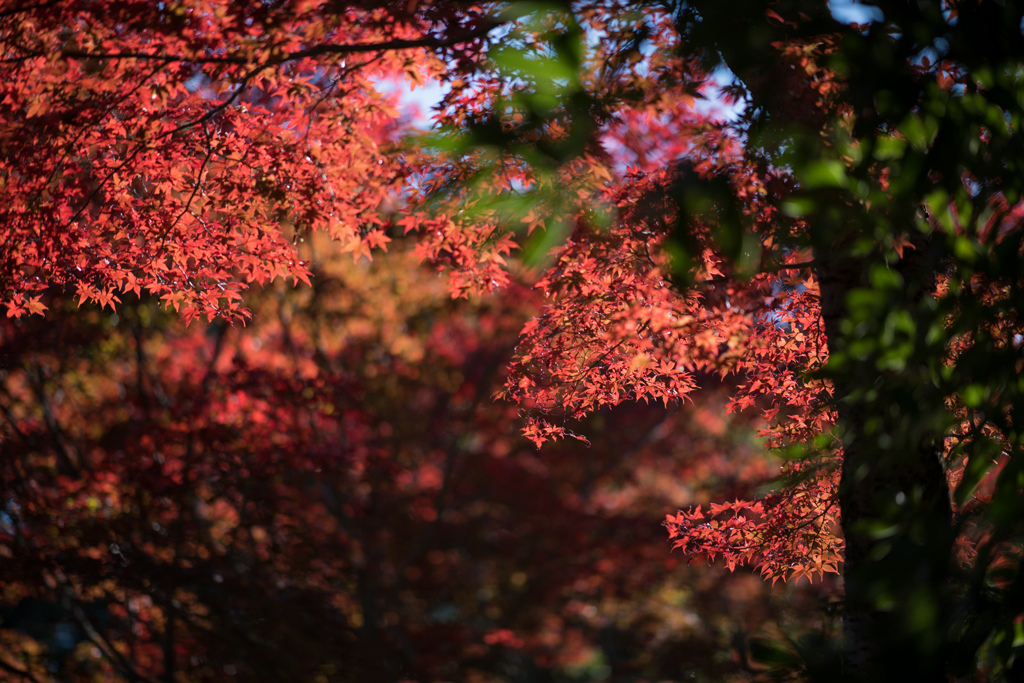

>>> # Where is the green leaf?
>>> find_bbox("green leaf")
[799,160,848,189]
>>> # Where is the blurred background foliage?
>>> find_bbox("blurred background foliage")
[0,234,837,682]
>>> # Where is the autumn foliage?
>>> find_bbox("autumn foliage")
[0,231,840,681]
[0,0,497,322]
[3,0,1024,681]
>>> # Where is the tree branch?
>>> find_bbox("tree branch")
[0,1,61,19]
[54,26,496,67]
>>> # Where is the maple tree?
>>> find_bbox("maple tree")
[4,0,1024,681]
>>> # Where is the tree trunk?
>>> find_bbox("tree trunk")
[815,241,953,682]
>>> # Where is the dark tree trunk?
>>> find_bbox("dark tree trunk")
[814,240,953,682]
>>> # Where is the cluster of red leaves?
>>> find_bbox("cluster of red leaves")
[937,242,1024,570]
[495,144,845,579]
[665,470,841,586]
[504,183,720,445]
[0,0,491,322]
[411,0,721,301]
